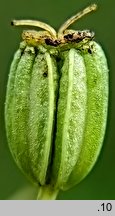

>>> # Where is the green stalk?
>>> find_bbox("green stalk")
[37,185,59,200]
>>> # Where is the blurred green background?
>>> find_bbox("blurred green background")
[0,0,114,200]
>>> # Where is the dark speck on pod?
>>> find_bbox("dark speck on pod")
[88,48,92,54]
[34,47,39,56]
[43,71,48,77]
[20,49,24,56]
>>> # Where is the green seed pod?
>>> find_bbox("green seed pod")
[54,42,108,190]
[5,4,109,199]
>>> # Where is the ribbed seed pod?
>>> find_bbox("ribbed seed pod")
[5,45,58,185]
[28,51,58,185]
[53,42,108,190]
[65,42,109,190]
[5,46,36,181]
[51,48,87,187]
[5,4,109,199]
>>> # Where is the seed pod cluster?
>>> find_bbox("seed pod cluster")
[5,4,109,199]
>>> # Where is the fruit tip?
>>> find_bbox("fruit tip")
[91,3,98,11]
[11,20,15,26]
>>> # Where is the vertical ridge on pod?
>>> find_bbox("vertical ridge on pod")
[6,46,36,182]
[5,49,22,156]
[52,48,87,188]
[28,51,58,185]
[63,42,109,190]
[44,53,58,183]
